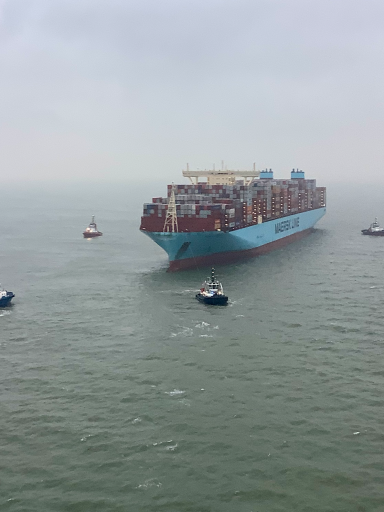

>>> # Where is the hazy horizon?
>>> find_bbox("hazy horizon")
[1,0,384,185]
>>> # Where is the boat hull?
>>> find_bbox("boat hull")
[196,293,228,305]
[361,229,384,236]
[83,232,103,238]
[0,292,15,307]
[142,207,326,271]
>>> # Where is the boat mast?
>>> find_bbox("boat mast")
[163,184,178,233]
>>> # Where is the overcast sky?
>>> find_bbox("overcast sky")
[1,0,383,185]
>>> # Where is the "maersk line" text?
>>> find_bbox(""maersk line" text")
[275,217,299,234]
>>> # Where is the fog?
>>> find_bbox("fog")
[1,0,383,186]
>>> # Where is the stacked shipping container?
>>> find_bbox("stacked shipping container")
[141,178,326,233]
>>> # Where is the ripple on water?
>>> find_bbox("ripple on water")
[165,389,185,396]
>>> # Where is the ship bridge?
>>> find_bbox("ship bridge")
[182,166,259,185]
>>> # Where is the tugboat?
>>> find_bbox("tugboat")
[196,268,228,305]
[361,218,384,236]
[83,216,103,238]
[0,285,15,307]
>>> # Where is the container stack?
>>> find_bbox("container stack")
[141,174,326,233]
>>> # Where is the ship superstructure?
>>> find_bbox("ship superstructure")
[140,166,326,271]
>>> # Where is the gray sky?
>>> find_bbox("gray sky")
[1,0,383,185]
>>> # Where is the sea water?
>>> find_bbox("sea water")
[1,182,384,512]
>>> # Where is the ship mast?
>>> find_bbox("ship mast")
[163,184,178,233]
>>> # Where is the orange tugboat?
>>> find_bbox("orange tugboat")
[83,216,103,238]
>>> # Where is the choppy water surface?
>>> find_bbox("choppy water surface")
[1,182,384,511]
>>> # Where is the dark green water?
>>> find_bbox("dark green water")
[1,182,384,512]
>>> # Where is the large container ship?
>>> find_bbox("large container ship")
[140,166,326,271]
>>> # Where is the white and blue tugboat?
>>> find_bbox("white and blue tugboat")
[196,268,228,306]
[0,285,15,307]
[361,218,384,236]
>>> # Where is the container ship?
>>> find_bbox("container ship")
[140,166,326,271]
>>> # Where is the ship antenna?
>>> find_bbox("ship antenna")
[163,183,179,233]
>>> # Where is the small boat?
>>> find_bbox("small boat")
[196,268,228,305]
[83,216,103,238]
[0,285,15,307]
[361,218,384,236]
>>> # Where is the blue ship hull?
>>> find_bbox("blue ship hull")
[142,207,326,271]
[0,292,15,307]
